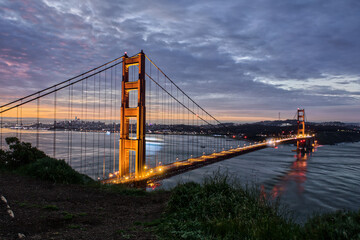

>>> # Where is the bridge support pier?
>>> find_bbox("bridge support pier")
[297,137,315,153]
[119,51,146,178]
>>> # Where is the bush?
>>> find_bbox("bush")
[18,157,94,185]
[0,137,93,185]
[0,137,46,169]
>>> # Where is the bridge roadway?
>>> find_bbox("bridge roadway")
[101,135,314,185]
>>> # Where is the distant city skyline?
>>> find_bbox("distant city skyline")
[1,1,359,122]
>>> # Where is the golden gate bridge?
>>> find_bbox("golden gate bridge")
[0,51,314,185]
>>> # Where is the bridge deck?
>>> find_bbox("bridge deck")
[101,136,314,185]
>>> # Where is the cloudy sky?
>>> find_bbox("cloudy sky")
[0,0,359,122]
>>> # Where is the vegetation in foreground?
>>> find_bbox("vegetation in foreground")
[155,174,360,240]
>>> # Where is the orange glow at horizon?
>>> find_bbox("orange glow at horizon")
[1,106,282,123]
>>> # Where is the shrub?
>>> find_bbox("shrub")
[18,157,94,185]
[0,137,46,169]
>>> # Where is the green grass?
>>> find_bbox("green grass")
[155,173,360,240]
[67,224,81,229]
[62,211,75,220]
[42,204,59,211]
[303,210,360,240]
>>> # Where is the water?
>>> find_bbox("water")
[1,128,359,222]
[158,142,360,222]
[0,129,243,180]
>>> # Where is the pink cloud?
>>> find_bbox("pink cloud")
[0,56,31,79]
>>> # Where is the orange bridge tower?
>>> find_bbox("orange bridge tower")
[119,51,146,178]
[297,108,305,137]
[296,108,315,153]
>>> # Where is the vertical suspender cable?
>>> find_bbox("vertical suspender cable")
[81,81,84,172]
[188,96,190,159]
[103,70,106,178]
[98,72,101,179]
[110,67,113,173]
[16,103,18,139]
[148,63,151,167]
[85,77,88,176]
[113,66,116,173]
[20,100,22,142]
[53,89,57,158]
[156,69,159,167]
[93,74,96,178]
[162,74,165,165]
[70,84,73,166]
[67,83,70,162]
[36,93,40,148]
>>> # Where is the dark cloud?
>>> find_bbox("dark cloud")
[0,0,359,121]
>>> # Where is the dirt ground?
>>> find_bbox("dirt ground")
[0,173,170,240]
